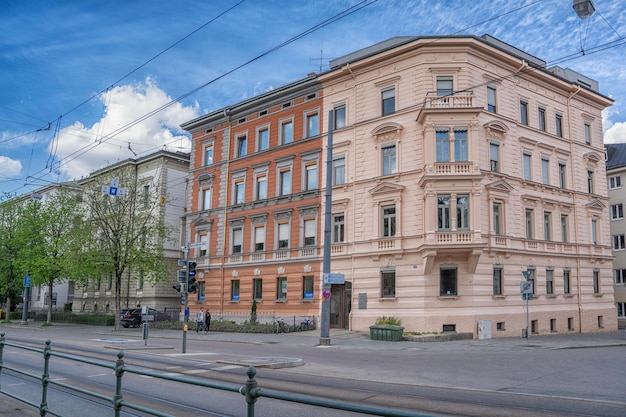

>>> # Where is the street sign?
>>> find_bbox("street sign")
[178,259,187,267]
[520,281,533,294]
[521,270,532,280]
[189,242,205,248]
[177,270,187,283]
[324,273,345,284]
[23,275,32,288]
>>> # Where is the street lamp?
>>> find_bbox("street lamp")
[521,269,533,338]
[573,0,595,19]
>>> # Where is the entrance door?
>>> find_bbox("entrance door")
[329,282,351,329]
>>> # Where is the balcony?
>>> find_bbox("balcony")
[416,91,480,123]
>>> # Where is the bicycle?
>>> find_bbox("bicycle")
[275,318,290,333]
[298,316,315,331]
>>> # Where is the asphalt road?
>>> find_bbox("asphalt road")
[1,322,625,416]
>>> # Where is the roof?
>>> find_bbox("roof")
[606,144,626,170]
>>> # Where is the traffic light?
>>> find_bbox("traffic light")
[188,276,198,293]
[188,261,197,277]
[173,284,182,292]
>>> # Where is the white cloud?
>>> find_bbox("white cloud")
[604,121,626,144]
[0,156,22,178]
[53,78,199,180]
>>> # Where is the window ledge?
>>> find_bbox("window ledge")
[378,297,397,302]
[492,295,506,299]
[593,293,604,297]
[563,294,575,298]
[438,295,458,300]
[300,299,315,303]
[546,294,557,298]
[274,299,287,303]
[227,300,239,304]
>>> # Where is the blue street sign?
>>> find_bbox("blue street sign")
[23,275,32,287]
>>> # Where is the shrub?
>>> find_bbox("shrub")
[375,316,402,326]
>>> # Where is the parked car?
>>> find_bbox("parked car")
[120,307,168,328]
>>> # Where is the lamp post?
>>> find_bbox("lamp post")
[319,110,334,346]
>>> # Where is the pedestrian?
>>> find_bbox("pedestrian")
[205,309,211,332]
[196,308,204,333]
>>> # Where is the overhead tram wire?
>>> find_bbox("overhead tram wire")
[24,0,380,181]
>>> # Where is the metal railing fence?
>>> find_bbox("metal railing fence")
[0,332,434,417]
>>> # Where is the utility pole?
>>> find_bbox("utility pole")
[182,243,190,353]
[320,110,334,346]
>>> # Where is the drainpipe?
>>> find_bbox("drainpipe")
[567,85,583,333]
[220,108,232,316]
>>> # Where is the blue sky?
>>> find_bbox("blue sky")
[1,0,625,196]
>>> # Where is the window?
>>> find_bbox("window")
[614,269,626,284]
[142,185,150,208]
[204,145,214,166]
[279,168,292,196]
[561,214,568,242]
[591,218,598,244]
[546,268,554,294]
[278,222,289,249]
[253,278,263,300]
[609,175,622,189]
[231,280,240,301]
[277,277,287,300]
[438,196,451,230]
[333,156,345,185]
[199,234,208,257]
[487,85,497,112]
[587,169,594,194]
[334,104,346,129]
[525,208,534,239]
[520,100,529,125]
[305,162,318,190]
[333,213,345,243]
[255,175,267,200]
[436,128,450,162]
[281,120,293,144]
[454,128,468,161]
[202,188,212,210]
[558,162,567,188]
[456,195,470,230]
[382,205,396,237]
[538,106,546,131]
[232,227,243,254]
[440,266,457,296]
[306,112,319,137]
[490,142,500,172]
[493,266,503,295]
[234,180,245,204]
[381,87,395,116]
[304,218,316,246]
[543,212,552,241]
[303,275,314,300]
[436,76,453,96]
[254,226,265,252]
[531,320,538,334]
[555,113,563,137]
[593,270,600,294]
[237,135,247,157]
[257,128,269,151]
[382,144,396,175]
[493,202,503,235]
[563,270,571,294]
[611,204,624,220]
[550,318,557,332]
[612,234,625,250]
[618,302,626,318]
[523,152,532,181]
[584,122,591,144]
[381,268,395,298]
[541,157,550,185]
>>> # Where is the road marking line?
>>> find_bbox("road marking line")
[183,369,207,374]
[163,352,218,357]
[88,374,108,378]
[7,383,26,387]
[212,365,242,371]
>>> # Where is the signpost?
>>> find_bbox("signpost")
[21,274,31,325]
[521,269,533,338]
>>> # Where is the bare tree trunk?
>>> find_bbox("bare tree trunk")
[47,279,54,324]
[114,273,122,331]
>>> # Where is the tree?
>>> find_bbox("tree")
[23,187,88,324]
[0,193,28,321]
[81,167,174,330]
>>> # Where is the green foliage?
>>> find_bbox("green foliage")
[375,316,402,326]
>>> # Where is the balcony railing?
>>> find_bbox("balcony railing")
[434,162,473,175]
[424,91,474,109]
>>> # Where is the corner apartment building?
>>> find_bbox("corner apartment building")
[181,76,323,322]
[72,150,189,314]
[606,143,626,329]
[319,35,616,336]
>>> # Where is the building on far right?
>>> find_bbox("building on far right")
[605,143,626,330]
[319,34,617,337]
